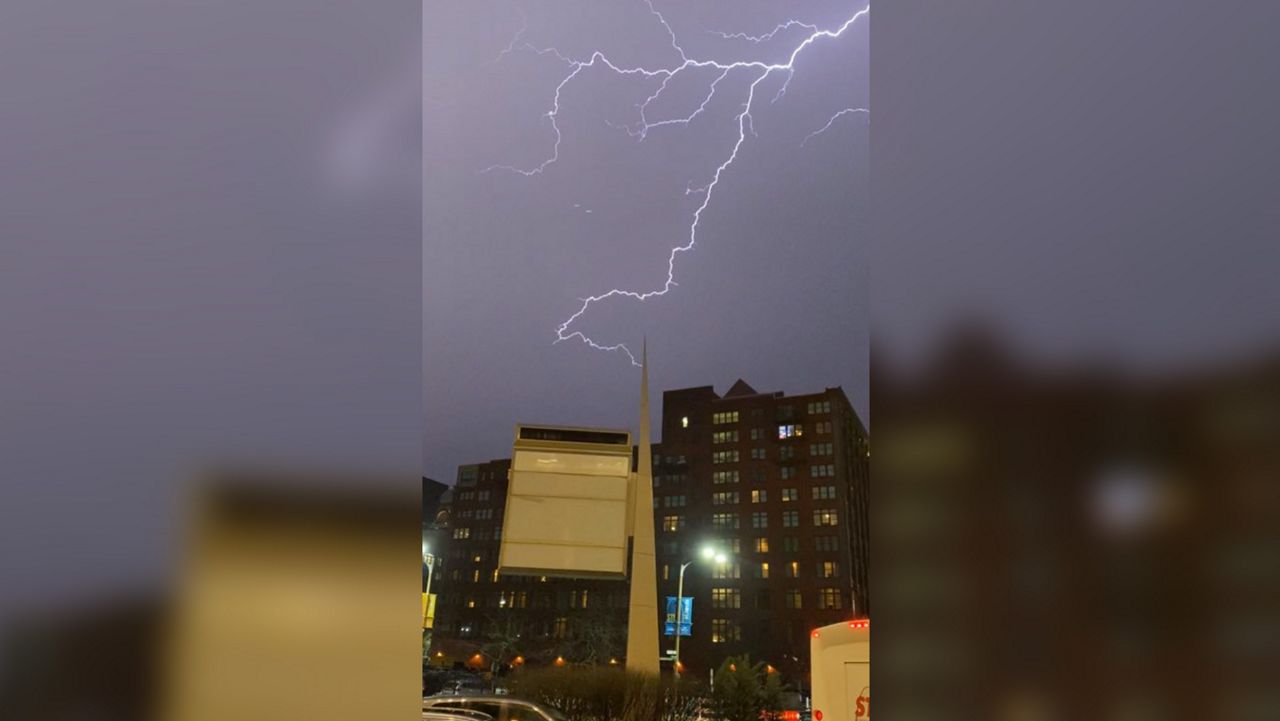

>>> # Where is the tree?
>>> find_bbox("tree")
[712,655,786,721]
[571,609,626,665]
[481,614,524,673]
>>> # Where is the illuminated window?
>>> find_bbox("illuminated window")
[785,560,800,578]
[782,510,800,527]
[663,515,684,532]
[712,562,741,580]
[711,512,739,530]
[453,528,470,539]
[818,561,839,578]
[711,587,741,609]
[751,489,767,504]
[711,619,741,643]
[553,617,569,638]
[810,464,835,478]
[713,470,739,484]
[713,450,740,464]
[681,416,689,428]
[713,412,739,425]
[818,588,843,609]
[751,511,768,529]
[812,485,837,500]
[754,537,769,553]
[713,430,739,444]
[466,597,477,609]
[662,564,669,581]
[712,491,740,505]
[785,590,802,609]
[813,509,839,526]
[755,562,770,579]
[777,424,803,439]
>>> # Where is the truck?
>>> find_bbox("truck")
[809,619,870,721]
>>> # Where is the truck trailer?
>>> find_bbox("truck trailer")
[809,619,869,721]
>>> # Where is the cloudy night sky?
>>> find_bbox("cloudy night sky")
[424,0,870,482]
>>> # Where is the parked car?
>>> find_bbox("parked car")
[422,695,568,721]
[423,707,496,721]
[424,711,495,721]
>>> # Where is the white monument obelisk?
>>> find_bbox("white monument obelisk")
[625,341,660,674]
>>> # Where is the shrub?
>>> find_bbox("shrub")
[509,667,705,721]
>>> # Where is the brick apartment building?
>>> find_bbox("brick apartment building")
[428,379,869,683]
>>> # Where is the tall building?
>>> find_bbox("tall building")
[429,380,869,684]
[651,380,869,679]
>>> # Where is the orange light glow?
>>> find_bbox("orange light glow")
[554,656,566,667]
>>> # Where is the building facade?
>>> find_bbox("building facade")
[428,380,869,683]
[651,380,869,679]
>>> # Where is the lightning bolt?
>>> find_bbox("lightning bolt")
[801,107,870,147]
[708,20,821,44]
[487,1,870,366]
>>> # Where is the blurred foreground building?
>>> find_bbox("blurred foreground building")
[873,331,1280,720]
[428,380,869,685]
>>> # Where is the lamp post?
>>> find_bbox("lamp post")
[422,540,436,598]
[674,546,730,676]
[422,539,436,664]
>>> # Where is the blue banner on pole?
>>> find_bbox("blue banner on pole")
[664,596,692,636]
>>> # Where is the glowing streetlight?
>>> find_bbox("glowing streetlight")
[675,546,732,675]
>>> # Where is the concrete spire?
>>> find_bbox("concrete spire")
[626,338,660,674]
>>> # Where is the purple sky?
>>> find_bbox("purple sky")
[424,0,870,482]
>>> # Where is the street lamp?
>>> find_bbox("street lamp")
[674,545,731,675]
[422,539,436,598]
[422,538,437,664]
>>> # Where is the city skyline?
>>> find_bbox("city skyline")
[428,377,868,680]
